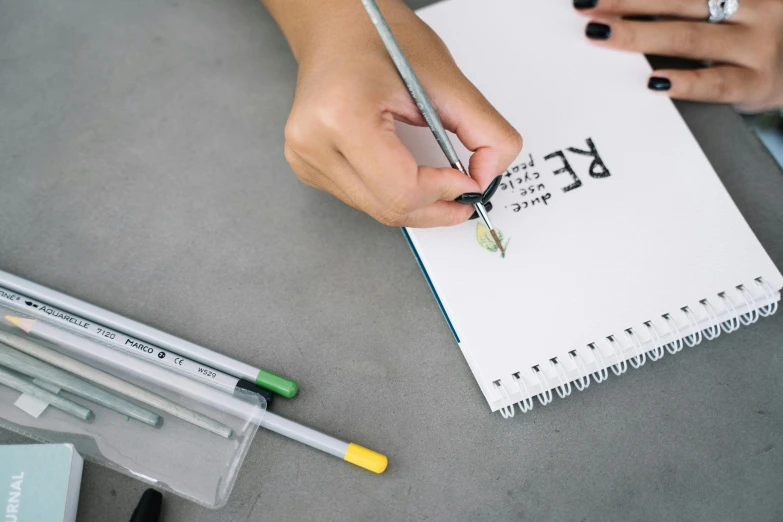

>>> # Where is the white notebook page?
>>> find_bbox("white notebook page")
[400,0,783,411]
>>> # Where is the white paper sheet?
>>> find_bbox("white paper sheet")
[400,0,783,411]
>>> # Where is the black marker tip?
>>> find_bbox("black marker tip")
[130,489,162,522]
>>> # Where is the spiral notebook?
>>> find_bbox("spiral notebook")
[398,0,783,416]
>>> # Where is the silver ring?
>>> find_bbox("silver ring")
[708,0,739,23]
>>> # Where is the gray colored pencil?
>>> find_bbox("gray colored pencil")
[0,325,233,439]
[0,342,162,427]
[0,365,94,421]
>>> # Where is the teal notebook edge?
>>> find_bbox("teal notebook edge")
[401,228,460,343]
[1,443,83,522]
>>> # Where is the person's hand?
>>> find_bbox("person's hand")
[263,0,522,227]
[574,0,783,112]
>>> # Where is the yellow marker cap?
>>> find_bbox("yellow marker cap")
[344,443,388,474]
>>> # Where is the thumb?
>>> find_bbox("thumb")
[416,165,482,206]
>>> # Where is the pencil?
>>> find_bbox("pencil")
[261,411,388,473]
[0,271,298,398]
[1,319,234,439]
[0,342,162,427]
[0,282,275,403]
[0,365,94,421]
[360,0,505,254]
[5,317,387,473]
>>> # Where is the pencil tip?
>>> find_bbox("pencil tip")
[4,316,33,333]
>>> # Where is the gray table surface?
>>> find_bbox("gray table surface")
[1,0,782,520]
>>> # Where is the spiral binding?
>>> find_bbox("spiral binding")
[493,277,779,417]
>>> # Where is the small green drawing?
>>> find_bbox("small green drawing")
[476,223,510,258]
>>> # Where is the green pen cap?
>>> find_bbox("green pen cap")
[256,369,298,398]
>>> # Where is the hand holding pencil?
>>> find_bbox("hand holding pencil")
[262,0,521,228]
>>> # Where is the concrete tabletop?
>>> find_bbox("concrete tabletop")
[1,0,782,520]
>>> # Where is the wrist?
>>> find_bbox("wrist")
[262,0,411,64]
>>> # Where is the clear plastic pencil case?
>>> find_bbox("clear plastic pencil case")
[0,277,266,509]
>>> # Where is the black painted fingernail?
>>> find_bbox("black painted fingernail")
[586,22,611,40]
[455,192,482,205]
[648,77,671,91]
[574,0,598,9]
[481,175,502,204]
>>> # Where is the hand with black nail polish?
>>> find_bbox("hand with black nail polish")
[574,0,783,111]
[268,0,523,229]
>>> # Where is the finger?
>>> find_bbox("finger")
[399,200,476,228]
[435,80,523,190]
[585,19,750,65]
[575,0,709,20]
[285,145,367,211]
[289,140,477,227]
[646,66,760,104]
[416,165,486,203]
[337,117,484,212]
